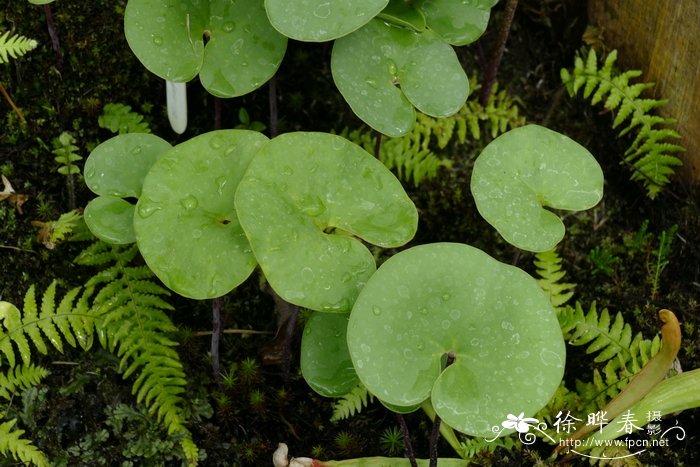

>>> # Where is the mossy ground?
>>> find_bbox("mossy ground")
[1,1,698,466]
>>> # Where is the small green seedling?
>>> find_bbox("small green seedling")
[331,19,469,137]
[134,130,267,299]
[471,124,604,252]
[265,0,389,42]
[124,0,287,97]
[235,132,418,312]
[347,242,565,437]
[83,133,172,244]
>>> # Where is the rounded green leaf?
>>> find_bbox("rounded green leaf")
[84,196,137,245]
[301,312,358,397]
[470,125,604,252]
[134,130,267,299]
[417,0,498,46]
[332,19,469,137]
[235,132,418,312]
[377,0,426,32]
[124,0,287,98]
[347,243,565,437]
[84,133,173,198]
[265,0,389,42]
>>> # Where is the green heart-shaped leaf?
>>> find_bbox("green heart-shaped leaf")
[301,312,358,397]
[470,125,604,252]
[85,133,173,198]
[134,130,267,299]
[235,132,418,312]
[124,0,287,98]
[332,19,469,137]
[83,134,173,244]
[84,196,137,245]
[265,0,389,42]
[417,0,498,45]
[347,243,565,437]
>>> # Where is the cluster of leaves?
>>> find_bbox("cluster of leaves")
[534,249,661,430]
[50,132,82,176]
[0,31,37,63]
[561,49,684,198]
[344,77,525,187]
[0,242,198,465]
[98,103,150,135]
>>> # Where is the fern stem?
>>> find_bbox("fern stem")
[395,413,418,467]
[214,97,222,130]
[479,0,519,106]
[0,81,26,123]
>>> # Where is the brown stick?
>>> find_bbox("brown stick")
[0,82,26,123]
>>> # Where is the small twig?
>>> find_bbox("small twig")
[269,75,278,138]
[211,297,224,382]
[50,361,79,365]
[0,244,37,254]
[281,302,299,382]
[479,0,519,106]
[193,329,273,337]
[396,413,418,467]
[0,82,26,123]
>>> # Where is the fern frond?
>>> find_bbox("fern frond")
[534,249,575,308]
[0,364,49,400]
[0,31,38,64]
[98,103,150,134]
[0,418,49,467]
[0,283,88,367]
[74,242,196,462]
[330,383,374,422]
[459,435,514,459]
[561,48,684,197]
[559,302,660,409]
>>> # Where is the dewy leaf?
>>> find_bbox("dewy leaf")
[235,132,418,312]
[84,196,137,245]
[83,133,172,244]
[332,19,469,137]
[265,0,389,42]
[416,0,498,46]
[135,130,267,299]
[470,125,604,252]
[347,243,565,437]
[85,133,173,198]
[301,312,358,397]
[124,0,287,98]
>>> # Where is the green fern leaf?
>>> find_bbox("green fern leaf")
[0,364,49,400]
[330,383,374,422]
[0,31,38,64]
[561,48,684,197]
[98,103,151,134]
[0,418,49,467]
[534,249,575,308]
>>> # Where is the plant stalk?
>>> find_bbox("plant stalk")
[211,297,224,381]
[479,0,518,106]
[395,413,418,467]
[269,75,278,138]
[43,4,64,72]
